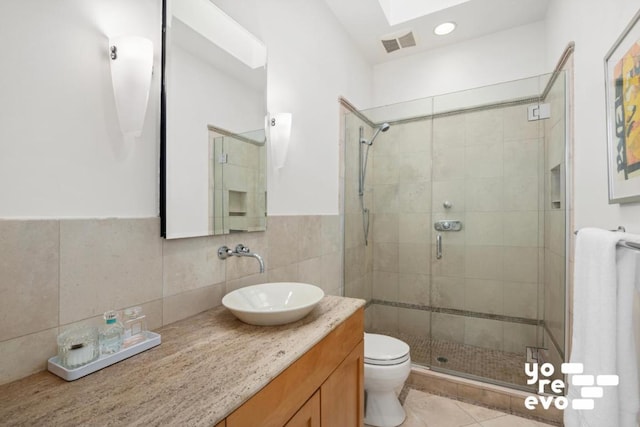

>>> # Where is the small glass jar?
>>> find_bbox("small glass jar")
[57,326,100,369]
[122,306,147,348]
[100,310,124,355]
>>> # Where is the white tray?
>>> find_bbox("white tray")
[47,331,161,381]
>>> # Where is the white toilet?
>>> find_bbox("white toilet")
[364,333,411,427]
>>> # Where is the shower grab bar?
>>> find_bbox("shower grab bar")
[574,226,640,252]
[436,234,442,259]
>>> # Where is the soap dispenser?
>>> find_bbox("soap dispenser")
[100,310,124,355]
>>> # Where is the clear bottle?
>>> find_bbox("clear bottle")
[100,310,124,355]
[122,306,147,348]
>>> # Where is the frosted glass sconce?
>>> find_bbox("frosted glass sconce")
[268,113,292,169]
[109,36,153,137]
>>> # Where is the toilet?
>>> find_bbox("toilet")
[364,333,411,427]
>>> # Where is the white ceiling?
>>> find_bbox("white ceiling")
[322,0,550,65]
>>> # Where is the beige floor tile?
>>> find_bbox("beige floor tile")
[479,414,554,426]
[402,390,477,427]
[455,400,505,422]
[396,389,556,427]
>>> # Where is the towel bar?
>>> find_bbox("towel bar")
[573,226,640,252]
[619,241,640,251]
[573,226,626,234]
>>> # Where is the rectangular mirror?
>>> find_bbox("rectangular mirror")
[161,0,267,238]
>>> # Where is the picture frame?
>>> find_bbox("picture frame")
[604,8,640,204]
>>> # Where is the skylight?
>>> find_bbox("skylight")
[172,0,266,69]
[377,0,471,26]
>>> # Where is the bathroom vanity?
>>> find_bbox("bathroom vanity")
[0,296,365,426]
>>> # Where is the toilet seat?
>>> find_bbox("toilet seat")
[364,333,410,366]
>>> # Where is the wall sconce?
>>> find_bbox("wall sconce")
[109,36,153,137]
[268,113,292,169]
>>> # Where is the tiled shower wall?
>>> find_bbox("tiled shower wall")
[0,215,341,385]
[543,71,568,373]
[346,102,546,356]
[368,119,433,335]
[208,133,267,234]
[428,105,544,354]
[343,111,374,303]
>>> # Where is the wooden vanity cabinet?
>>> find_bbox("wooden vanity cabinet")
[320,340,364,427]
[225,307,364,427]
[285,391,320,427]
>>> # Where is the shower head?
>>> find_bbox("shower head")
[362,123,390,146]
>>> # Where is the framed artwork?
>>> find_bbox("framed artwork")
[605,8,640,204]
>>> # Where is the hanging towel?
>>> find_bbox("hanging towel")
[616,242,640,427]
[565,228,640,427]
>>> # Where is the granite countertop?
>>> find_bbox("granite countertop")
[0,295,365,426]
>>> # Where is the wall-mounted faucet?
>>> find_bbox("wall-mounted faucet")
[218,244,265,273]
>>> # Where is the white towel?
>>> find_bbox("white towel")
[616,244,640,427]
[565,228,640,427]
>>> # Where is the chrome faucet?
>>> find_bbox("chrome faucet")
[217,244,265,273]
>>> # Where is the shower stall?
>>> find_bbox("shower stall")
[342,72,568,392]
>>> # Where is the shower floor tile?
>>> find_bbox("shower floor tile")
[373,331,532,390]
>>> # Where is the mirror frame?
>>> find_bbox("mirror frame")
[160,0,167,236]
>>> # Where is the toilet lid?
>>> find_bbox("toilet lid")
[364,333,410,366]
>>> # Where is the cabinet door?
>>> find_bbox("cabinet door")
[285,391,320,427]
[320,340,364,427]
[227,309,363,427]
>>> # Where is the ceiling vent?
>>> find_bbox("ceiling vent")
[381,38,400,53]
[381,30,416,53]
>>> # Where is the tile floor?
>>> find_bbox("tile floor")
[366,388,555,427]
[371,330,532,390]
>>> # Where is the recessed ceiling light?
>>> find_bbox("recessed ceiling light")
[434,22,456,36]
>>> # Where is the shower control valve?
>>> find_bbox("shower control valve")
[434,220,462,232]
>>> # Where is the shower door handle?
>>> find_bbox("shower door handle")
[436,233,442,259]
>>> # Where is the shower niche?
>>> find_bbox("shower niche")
[342,72,568,393]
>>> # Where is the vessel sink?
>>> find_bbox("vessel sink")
[222,282,325,326]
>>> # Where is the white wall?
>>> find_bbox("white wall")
[546,0,640,233]
[372,21,547,107]
[0,0,161,218]
[0,0,372,219]
[186,0,374,216]
[255,0,373,215]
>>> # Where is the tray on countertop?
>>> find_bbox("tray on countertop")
[48,331,161,381]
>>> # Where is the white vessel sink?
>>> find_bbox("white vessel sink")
[222,282,325,326]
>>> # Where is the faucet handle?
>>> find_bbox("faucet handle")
[217,245,232,259]
[235,244,250,254]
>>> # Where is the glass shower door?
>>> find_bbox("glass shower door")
[341,71,568,393]
[427,76,557,390]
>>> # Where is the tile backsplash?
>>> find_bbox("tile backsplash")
[0,215,342,385]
